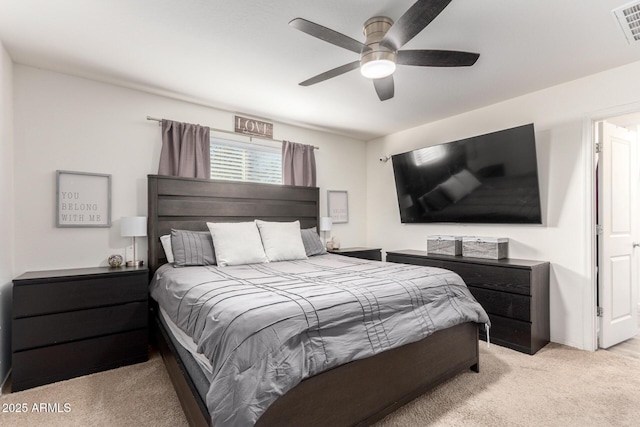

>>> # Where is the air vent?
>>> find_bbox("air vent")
[613,1,640,43]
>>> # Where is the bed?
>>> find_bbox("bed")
[147,174,488,427]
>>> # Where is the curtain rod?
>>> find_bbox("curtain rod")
[146,116,319,149]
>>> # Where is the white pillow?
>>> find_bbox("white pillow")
[160,234,174,263]
[255,220,308,262]
[206,222,268,267]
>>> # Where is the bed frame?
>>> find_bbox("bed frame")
[147,174,480,427]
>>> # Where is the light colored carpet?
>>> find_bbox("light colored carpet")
[0,351,188,427]
[376,342,640,427]
[2,343,639,427]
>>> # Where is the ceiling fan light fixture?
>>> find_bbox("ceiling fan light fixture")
[360,16,397,79]
[360,46,397,79]
[361,59,396,79]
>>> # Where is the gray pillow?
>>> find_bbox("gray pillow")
[170,229,216,267]
[300,227,326,257]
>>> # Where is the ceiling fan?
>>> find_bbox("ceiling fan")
[289,0,480,101]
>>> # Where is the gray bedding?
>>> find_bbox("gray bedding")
[150,253,490,426]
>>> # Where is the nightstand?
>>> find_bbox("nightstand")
[328,247,382,261]
[11,266,149,391]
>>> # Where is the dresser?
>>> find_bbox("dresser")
[386,250,550,355]
[328,247,383,261]
[12,266,149,391]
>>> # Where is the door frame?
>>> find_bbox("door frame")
[583,101,640,351]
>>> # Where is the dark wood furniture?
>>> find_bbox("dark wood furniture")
[147,174,319,273]
[147,175,480,427]
[386,250,550,355]
[328,247,382,261]
[11,266,148,391]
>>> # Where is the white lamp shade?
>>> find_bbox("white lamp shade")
[121,216,147,237]
[319,217,332,232]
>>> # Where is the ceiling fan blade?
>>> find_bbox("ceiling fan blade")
[397,50,479,66]
[299,61,361,86]
[290,18,369,54]
[381,0,453,50]
[373,76,394,101]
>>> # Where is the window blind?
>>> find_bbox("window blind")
[210,137,282,185]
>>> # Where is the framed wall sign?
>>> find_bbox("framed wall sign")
[234,115,274,139]
[56,170,112,227]
[327,190,348,224]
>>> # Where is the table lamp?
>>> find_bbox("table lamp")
[320,216,332,248]
[121,216,147,267]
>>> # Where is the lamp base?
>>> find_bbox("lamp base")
[126,260,144,267]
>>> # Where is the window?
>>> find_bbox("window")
[210,137,282,185]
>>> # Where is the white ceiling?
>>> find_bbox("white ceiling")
[1,0,640,140]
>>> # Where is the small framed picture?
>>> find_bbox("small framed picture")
[327,190,348,224]
[56,170,112,227]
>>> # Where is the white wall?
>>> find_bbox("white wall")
[12,65,367,275]
[0,41,14,390]
[12,56,640,356]
[366,60,640,351]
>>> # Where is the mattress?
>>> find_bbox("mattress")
[150,253,489,426]
[159,306,213,381]
[157,304,211,405]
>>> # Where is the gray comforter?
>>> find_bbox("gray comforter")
[150,253,489,426]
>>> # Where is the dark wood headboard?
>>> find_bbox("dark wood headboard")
[147,175,320,275]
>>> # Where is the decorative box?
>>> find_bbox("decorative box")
[462,237,508,259]
[427,235,462,256]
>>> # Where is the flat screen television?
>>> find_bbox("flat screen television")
[391,123,542,224]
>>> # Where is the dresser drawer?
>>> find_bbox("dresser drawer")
[386,253,432,266]
[387,254,531,295]
[456,264,531,295]
[339,250,382,261]
[387,251,549,355]
[330,248,383,261]
[479,314,533,354]
[468,286,530,321]
[13,274,147,318]
[12,329,148,392]
[13,301,148,352]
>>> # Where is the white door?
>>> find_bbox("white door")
[598,121,639,348]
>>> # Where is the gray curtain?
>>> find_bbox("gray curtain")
[282,140,316,187]
[158,119,211,179]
